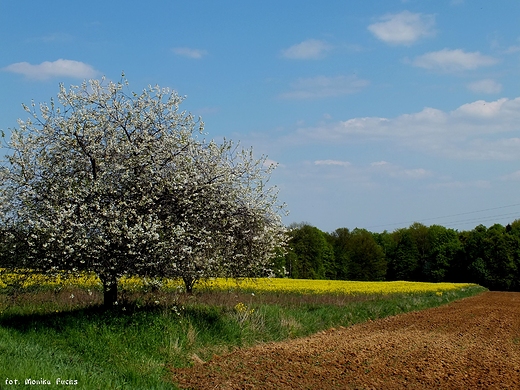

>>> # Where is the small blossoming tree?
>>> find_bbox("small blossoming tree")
[1,76,287,306]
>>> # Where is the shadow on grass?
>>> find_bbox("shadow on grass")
[0,293,229,337]
[1,305,115,331]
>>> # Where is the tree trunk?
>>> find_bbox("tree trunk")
[183,275,196,294]
[101,273,118,308]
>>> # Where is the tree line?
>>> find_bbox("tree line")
[273,221,520,291]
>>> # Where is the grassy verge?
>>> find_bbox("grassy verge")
[0,284,486,389]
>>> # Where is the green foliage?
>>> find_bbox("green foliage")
[486,224,517,290]
[345,228,386,281]
[388,228,420,280]
[425,225,462,282]
[328,228,350,279]
[285,225,385,282]
[285,223,332,279]
[282,219,520,291]
[454,224,517,290]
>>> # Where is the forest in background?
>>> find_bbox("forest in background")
[273,221,520,292]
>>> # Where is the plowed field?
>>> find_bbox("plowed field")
[171,291,520,389]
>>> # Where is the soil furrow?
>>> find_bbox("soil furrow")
[172,291,520,389]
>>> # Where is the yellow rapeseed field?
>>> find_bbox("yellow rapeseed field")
[0,270,100,289]
[0,270,166,291]
[198,278,475,295]
[0,269,475,295]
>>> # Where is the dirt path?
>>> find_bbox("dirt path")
[171,292,520,389]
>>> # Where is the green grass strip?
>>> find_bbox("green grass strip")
[0,285,486,389]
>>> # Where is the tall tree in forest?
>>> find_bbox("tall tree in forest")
[506,220,520,291]
[388,227,420,280]
[484,224,517,290]
[462,225,491,287]
[346,228,386,281]
[409,222,430,280]
[328,228,351,280]
[285,223,333,279]
[425,225,461,282]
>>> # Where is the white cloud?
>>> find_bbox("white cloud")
[456,138,520,160]
[314,159,430,181]
[504,45,520,54]
[370,161,431,179]
[368,11,435,45]
[281,39,332,59]
[280,75,369,100]
[467,79,502,94]
[397,168,431,179]
[314,159,351,167]
[3,59,98,80]
[454,98,508,118]
[412,49,498,72]
[428,180,490,190]
[501,170,520,181]
[292,97,520,160]
[172,47,208,59]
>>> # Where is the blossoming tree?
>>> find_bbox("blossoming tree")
[1,77,287,306]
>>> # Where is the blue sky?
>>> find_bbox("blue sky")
[2,1,520,233]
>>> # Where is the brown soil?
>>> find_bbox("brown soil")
[171,291,520,389]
